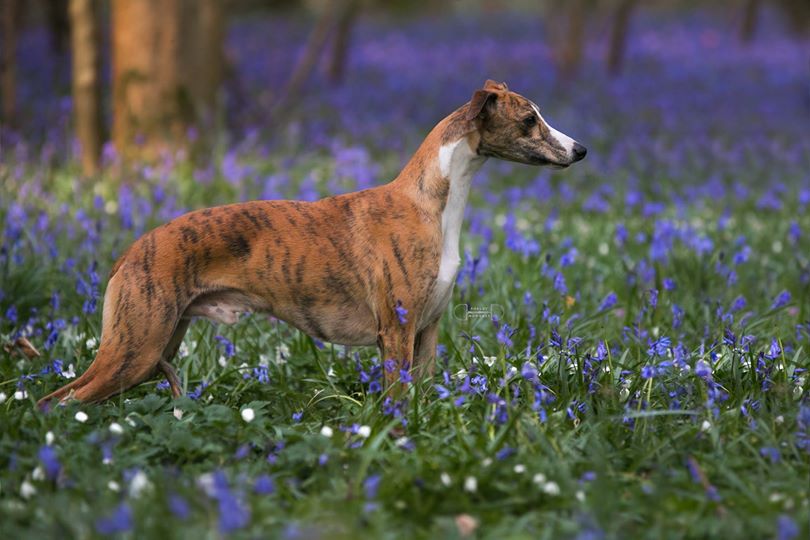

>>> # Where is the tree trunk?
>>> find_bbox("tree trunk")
[740,0,760,43]
[606,0,636,76]
[46,0,70,54]
[557,0,588,81]
[1,0,19,128]
[112,0,225,159]
[69,0,103,176]
[190,0,225,120]
[273,4,339,114]
[326,0,358,85]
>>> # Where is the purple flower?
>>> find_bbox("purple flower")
[38,445,60,480]
[168,494,190,519]
[553,272,568,295]
[641,365,656,379]
[395,301,408,325]
[253,365,270,383]
[777,515,798,540]
[187,380,209,400]
[695,360,712,379]
[598,292,617,311]
[771,290,791,310]
[254,474,275,495]
[292,411,303,423]
[434,384,451,399]
[215,336,236,357]
[364,474,382,499]
[95,503,133,535]
[213,471,250,533]
[648,289,659,309]
[647,336,671,357]
[759,447,781,464]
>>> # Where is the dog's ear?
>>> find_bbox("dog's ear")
[466,88,498,122]
[483,79,508,91]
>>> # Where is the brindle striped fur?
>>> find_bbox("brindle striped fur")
[37,80,585,407]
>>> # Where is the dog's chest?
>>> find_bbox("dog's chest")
[420,140,482,327]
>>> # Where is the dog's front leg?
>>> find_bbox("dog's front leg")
[412,319,440,381]
[377,321,417,390]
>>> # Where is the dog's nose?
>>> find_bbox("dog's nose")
[572,143,587,161]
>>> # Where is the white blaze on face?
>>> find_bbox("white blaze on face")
[530,102,578,159]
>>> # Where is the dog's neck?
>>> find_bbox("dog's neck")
[393,111,488,292]
[393,109,487,219]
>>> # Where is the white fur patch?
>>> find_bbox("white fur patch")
[423,139,485,325]
[531,102,577,158]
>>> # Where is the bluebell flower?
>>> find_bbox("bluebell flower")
[671,304,684,329]
[95,503,133,534]
[212,471,250,533]
[647,336,671,357]
[648,289,659,309]
[254,474,275,495]
[292,411,303,423]
[496,323,514,348]
[363,474,381,499]
[771,290,791,310]
[759,447,781,464]
[521,362,538,383]
[553,272,568,295]
[776,515,799,540]
[215,336,236,358]
[253,365,270,383]
[788,222,801,245]
[168,494,190,519]
[695,360,712,379]
[598,292,617,311]
[495,446,515,461]
[395,300,408,325]
[187,380,209,400]
[730,295,747,312]
[38,445,60,480]
[434,384,451,399]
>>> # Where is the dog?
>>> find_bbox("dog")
[37,80,586,407]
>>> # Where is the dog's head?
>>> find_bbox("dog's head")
[466,80,586,168]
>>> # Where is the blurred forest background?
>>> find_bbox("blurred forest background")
[1,0,808,177]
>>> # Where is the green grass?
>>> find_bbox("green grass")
[1,167,808,539]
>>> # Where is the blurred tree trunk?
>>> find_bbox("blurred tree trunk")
[606,0,636,76]
[69,0,103,176]
[190,0,225,118]
[112,0,225,159]
[556,0,588,81]
[325,0,358,85]
[739,0,760,43]
[46,0,70,54]
[273,4,337,114]
[774,0,810,36]
[1,0,19,129]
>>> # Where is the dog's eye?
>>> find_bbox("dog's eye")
[523,115,537,128]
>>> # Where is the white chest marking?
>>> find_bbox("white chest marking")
[422,139,485,326]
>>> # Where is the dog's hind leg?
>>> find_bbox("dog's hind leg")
[37,268,186,408]
[158,319,190,398]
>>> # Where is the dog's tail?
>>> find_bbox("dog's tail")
[37,269,131,410]
[36,334,144,408]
